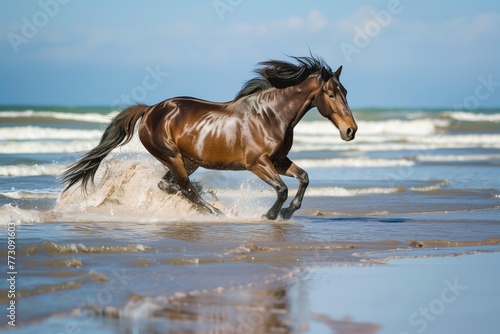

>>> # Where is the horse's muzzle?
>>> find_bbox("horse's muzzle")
[340,126,356,141]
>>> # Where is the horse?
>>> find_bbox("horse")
[60,55,357,220]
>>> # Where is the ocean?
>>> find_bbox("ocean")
[1,105,499,333]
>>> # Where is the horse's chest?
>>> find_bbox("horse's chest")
[281,131,294,150]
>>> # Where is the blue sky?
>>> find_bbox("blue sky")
[1,0,499,108]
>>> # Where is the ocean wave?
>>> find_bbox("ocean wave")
[0,126,103,140]
[293,157,414,168]
[295,119,450,137]
[16,270,108,299]
[23,241,150,255]
[0,140,99,154]
[415,154,500,162]
[0,164,64,176]
[0,190,60,200]
[293,134,500,152]
[0,204,42,225]
[443,111,500,122]
[203,184,407,199]
[0,110,118,123]
[302,186,402,197]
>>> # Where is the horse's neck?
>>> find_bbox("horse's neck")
[279,76,319,129]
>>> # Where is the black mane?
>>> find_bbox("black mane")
[235,55,331,100]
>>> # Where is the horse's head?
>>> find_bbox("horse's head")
[314,66,357,141]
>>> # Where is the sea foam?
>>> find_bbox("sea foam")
[0,126,103,140]
[0,110,118,123]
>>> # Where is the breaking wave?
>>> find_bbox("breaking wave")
[0,110,118,123]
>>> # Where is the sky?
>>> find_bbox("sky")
[1,0,499,109]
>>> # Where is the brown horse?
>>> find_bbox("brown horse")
[61,55,357,220]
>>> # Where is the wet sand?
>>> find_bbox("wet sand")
[4,247,499,334]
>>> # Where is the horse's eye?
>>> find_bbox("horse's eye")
[328,94,334,98]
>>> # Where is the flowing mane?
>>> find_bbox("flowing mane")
[235,55,332,100]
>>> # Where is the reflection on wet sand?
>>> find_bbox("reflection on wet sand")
[102,283,382,334]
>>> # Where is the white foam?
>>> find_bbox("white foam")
[209,184,401,199]
[415,154,500,162]
[0,126,103,140]
[0,110,117,123]
[0,140,99,154]
[444,111,500,122]
[52,157,210,222]
[0,190,60,200]
[293,157,414,168]
[410,180,449,192]
[0,164,64,176]
[305,186,401,197]
[0,204,43,225]
[291,119,500,153]
[294,119,449,137]
[0,129,147,154]
[292,134,500,152]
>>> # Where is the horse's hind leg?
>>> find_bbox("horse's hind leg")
[158,159,199,194]
[160,155,222,216]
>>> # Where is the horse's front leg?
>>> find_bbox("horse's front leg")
[274,157,309,220]
[248,156,288,220]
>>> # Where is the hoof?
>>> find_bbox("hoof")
[213,207,223,216]
[204,205,224,217]
[279,208,294,220]
[262,212,278,220]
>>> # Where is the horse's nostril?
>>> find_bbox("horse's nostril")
[346,127,355,139]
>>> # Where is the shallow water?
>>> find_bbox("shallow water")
[1,106,500,332]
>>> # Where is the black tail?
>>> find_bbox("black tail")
[60,104,149,192]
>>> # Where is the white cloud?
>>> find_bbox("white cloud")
[308,9,328,32]
[230,9,328,35]
[335,5,377,34]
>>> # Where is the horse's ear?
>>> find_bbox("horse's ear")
[321,67,332,82]
[334,66,343,78]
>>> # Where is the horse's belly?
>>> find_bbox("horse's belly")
[177,123,246,170]
[181,143,246,170]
